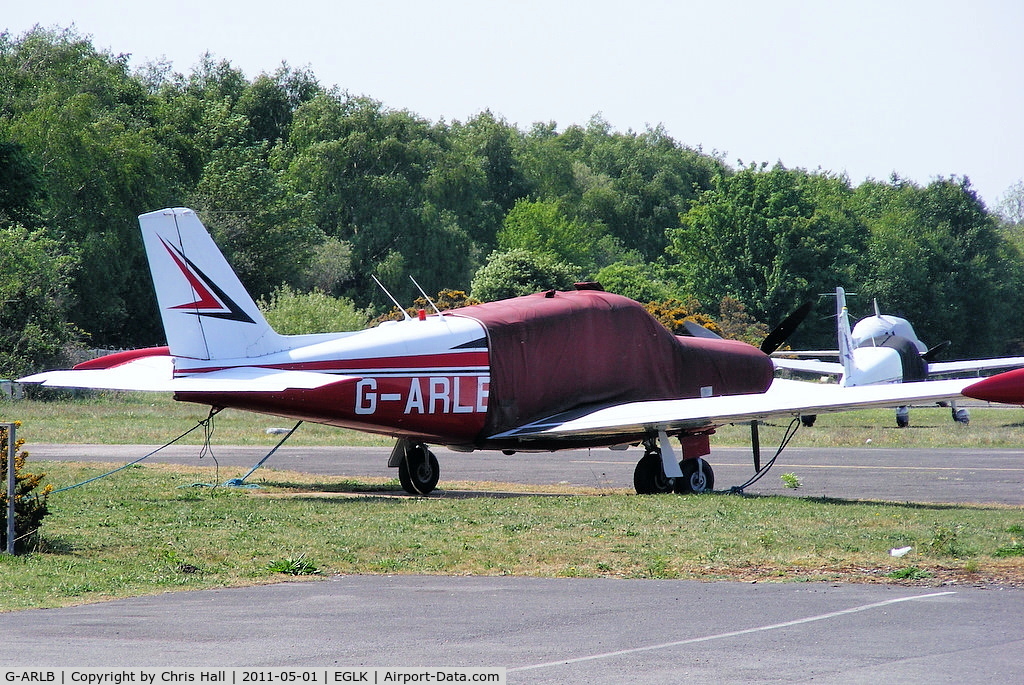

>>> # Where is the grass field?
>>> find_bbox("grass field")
[2,461,1024,612]
[2,392,1024,612]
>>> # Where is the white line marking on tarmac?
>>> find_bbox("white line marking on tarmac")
[509,591,956,673]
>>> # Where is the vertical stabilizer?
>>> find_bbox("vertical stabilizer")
[836,287,856,385]
[139,208,285,360]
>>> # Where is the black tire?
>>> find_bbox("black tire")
[896,406,910,428]
[398,444,440,495]
[633,451,675,494]
[675,459,714,494]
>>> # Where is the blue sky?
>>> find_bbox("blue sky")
[6,0,1022,208]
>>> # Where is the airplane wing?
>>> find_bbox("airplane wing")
[20,355,356,393]
[489,377,974,440]
[926,357,1024,376]
[773,354,1024,379]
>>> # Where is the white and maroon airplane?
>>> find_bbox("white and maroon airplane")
[20,208,982,495]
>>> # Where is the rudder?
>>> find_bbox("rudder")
[139,207,285,360]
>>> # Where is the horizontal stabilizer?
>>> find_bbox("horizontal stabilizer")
[772,357,844,376]
[927,356,1024,376]
[20,356,357,393]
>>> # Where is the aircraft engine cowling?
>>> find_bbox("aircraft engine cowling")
[842,336,927,386]
[870,336,927,382]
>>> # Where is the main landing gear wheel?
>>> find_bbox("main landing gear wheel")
[675,459,714,494]
[398,443,440,495]
[633,449,675,494]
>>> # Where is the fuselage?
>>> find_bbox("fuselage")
[174,291,776,450]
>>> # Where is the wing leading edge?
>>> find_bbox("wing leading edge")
[489,378,975,440]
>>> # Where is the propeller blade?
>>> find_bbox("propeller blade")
[922,340,951,362]
[761,301,813,355]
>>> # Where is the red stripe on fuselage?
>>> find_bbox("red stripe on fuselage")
[174,351,489,376]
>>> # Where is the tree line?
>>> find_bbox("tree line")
[2,26,1023,378]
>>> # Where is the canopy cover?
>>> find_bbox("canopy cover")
[453,290,774,437]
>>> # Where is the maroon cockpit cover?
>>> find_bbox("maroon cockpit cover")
[453,290,774,437]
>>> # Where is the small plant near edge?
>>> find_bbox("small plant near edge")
[886,566,934,580]
[267,554,321,576]
[0,423,53,554]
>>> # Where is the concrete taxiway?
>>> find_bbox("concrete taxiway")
[1,576,1022,682]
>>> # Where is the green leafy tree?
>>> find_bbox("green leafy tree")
[281,93,473,309]
[995,179,1024,227]
[0,27,183,346]
[444,111,531,251]
[522,116,727,261]
[716,296,770,347]
[498,198,618,274]
[669,164,867,348]
[258,285,370,334]
[470,249,579,302]
[0,225,80,378]
[189,134,317,299]
[593,262,674,303]
[857,177,1024,356]
[235,65,322,146]
[0,141,44,228]
[298,236,355,296]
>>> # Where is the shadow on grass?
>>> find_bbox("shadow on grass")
[728,490,1007,512]
[254,477,1003,509]
[35,535,80,555]
[257,479,577,500]
[258,478,404,493]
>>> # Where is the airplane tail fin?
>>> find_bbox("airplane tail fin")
[139,208,287,360]
[836,287,856,384]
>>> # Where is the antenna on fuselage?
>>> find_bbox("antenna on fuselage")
[371,275,412,321]
[409,275,443,318]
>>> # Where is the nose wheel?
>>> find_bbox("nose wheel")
[675,458,714,494]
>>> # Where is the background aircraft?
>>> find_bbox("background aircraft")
[20,209,981,496]
[772,287,1024,426]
